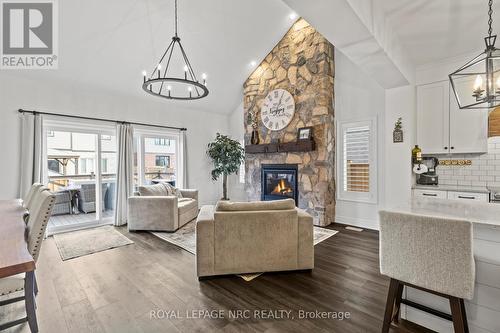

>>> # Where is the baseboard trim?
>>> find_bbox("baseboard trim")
[334,215,379,231]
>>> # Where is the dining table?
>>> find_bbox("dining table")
[0,199,37,331]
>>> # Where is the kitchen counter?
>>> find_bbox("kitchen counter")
[388,197,500,227]
[412,184,490,194]
[383,198,500,332]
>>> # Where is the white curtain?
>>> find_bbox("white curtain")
[19,112,44,199]
[181,130,188,188]
[114,123,134,226]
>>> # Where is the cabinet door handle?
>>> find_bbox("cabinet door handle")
[451,146,455,150]
[458,195,475,199]
[444,146,448,150]
[422,193,437,197]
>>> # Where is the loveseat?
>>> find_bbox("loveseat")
[127,183,198,232]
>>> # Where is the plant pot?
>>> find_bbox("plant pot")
[251,129,260,145]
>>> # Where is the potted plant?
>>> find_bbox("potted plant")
[207,133,245,200]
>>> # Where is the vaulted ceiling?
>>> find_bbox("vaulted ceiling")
[11,0,296,114]
[10,0,500,114]
[381,0,500,66]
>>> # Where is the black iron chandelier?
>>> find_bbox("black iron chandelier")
[449,0,500,109]
[142,0,208,100]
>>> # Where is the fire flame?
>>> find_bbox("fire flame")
[272,179,293,195]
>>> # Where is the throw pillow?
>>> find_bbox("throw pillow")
[137,183,169,196]
[162,182,183,198]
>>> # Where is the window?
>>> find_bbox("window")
[47,159,60,173]
[133,130,184,188]
[154,138,170,146]
[47,130,55,137]
[155,155,170,168]
[80,158,95,174]
[101,158,108,173]
[337,119,377,203]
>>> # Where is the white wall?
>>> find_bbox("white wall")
[226,101,247,201]
[0,73,228,205]
[384,86,416,208]
[334,49,387,229]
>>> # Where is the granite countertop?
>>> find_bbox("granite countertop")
[412,184,490,194]
[386,198,500,227]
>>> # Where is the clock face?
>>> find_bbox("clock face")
[261,89,295,131]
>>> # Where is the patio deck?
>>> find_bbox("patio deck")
[48,210,114,234]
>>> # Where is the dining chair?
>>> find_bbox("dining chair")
[379,210,475,333]
[22,186,50,225]
[22,183,44,210]
[0,190,55,333]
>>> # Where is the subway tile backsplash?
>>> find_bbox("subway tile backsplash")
[432,137,500,188]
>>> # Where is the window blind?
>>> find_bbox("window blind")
[343,125,370,193]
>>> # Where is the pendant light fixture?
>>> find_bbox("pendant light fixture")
[142,0,209,100]
[449,0,500,109]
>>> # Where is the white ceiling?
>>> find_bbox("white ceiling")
[13,0,500,112]
[13,0,296,114]
[380,0,500,66]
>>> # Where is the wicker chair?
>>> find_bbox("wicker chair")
[51,190,72,216]
[78,183,108,213]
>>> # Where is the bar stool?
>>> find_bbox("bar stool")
[379,211,475,333]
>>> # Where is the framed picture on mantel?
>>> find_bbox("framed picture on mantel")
[297,127,313,141]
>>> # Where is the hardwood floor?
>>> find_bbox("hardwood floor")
[0,224,429,333]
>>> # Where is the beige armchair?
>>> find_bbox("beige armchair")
[127,183,198,232]
[196,199,314,279]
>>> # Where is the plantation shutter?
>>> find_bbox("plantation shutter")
[343,125,370,193]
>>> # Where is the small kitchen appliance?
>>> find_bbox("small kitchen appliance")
[415,157,439,186]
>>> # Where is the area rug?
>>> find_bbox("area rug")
[152,222,338,281]
[53,225,134,261]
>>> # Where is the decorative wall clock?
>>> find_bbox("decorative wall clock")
[261,88,295,131]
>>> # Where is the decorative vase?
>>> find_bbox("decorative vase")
[251,128,260,145]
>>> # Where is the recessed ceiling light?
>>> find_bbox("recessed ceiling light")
[250,61,257,67]
[289,12,297,20]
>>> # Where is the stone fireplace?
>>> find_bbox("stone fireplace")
[243,19,335,226]
[261,164,298,204]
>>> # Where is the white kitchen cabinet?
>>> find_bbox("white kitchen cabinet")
[412,189,447,199]
[447,191,489,202]
[417,81,449,154]
[448,78,488,154]
[416,80,488,154]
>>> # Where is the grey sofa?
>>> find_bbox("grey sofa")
[128,183,198,232]
[196,199,314,279]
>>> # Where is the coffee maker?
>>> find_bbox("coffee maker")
[415,157,439,185]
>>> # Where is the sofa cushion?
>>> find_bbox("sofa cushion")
[178,198,197,216]
[215,199,295,212]
[137,183,169,196]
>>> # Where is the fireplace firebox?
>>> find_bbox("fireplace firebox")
[261,164,298,205]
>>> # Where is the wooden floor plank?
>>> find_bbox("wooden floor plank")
[0,223,425,332]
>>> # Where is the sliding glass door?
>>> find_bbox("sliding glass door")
[43,119,117,234]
